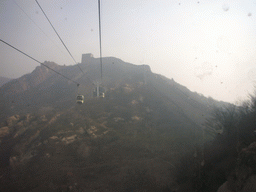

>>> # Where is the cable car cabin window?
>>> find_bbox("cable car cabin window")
[76,95,84,104]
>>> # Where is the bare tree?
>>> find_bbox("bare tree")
[204,104,239,138]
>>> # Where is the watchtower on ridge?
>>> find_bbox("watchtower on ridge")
[81,53,93,64]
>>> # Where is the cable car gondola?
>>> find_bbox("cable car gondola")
[76,95,84,104]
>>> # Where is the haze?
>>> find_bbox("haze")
[1,0,256,103]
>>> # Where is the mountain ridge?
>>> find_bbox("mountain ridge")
[0,55,229,124]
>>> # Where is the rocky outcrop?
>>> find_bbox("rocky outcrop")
[6,115,20,127]
[0,126,9,138]
[217,142,256,192]
[0,115,21,143]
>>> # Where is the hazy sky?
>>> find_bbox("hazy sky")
[1,0,256,103]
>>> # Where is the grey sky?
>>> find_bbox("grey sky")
[1,0,256,103]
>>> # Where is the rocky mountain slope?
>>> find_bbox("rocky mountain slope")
[0,105,180,191]
[0,54,230,191]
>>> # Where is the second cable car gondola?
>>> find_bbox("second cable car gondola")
[93,86,105,98]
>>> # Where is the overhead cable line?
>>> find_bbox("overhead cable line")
[0,39,80,86]
[12,0,72,63]
[35,0,85,75]
[98,0,103,81]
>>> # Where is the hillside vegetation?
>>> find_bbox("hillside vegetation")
[175,93,256,192]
